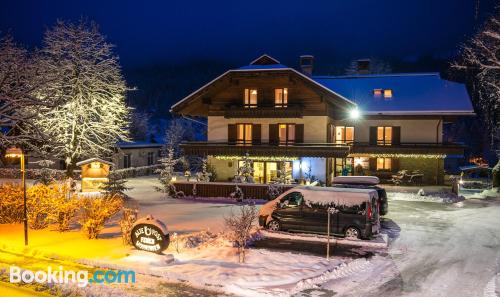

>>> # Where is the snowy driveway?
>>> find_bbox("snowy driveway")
[317,197,500,297]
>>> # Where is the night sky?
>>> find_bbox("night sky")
[0,0,496,68]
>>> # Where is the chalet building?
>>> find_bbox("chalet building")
[171,54,474,185]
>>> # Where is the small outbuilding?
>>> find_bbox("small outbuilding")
[76,158,114,192]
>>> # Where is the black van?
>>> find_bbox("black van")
[258,187,380,239]
[331,176,388,215]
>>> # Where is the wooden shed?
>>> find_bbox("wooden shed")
[77,158,114,192]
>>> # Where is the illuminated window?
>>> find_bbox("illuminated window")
[384,89,393,98]
[373,89,382,97]
[275,88,288,107]
[278,124,295,145]
[377,126,392,145]
[335,126,354,144]
[376,158,392,171]
[236,124,252,144]
[244,89,258,108]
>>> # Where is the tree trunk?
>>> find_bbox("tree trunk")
[66,158,76,178]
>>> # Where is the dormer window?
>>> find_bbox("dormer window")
[275,88,288,107]
[244,89,258,108]
[373,89,382,97]
[384,89,393,98]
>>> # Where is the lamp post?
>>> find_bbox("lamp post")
[5,147,28,246]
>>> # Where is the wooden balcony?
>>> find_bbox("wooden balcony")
[181,141,465,158]
[223,104,303,118]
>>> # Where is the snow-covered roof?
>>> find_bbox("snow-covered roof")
[76,158,114,167]
[237,64,289,70]
[117,141,164,149]
[313,73,474,115]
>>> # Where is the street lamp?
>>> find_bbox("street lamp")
[5,147,28,246]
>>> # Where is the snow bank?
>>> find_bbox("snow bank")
[466,188,500,199]
[387,191,465,203]
[259,230,388,249]
[91,231,353,297]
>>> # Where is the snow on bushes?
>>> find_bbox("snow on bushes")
[79,195,123,239]
[0,183,24,223]
[119,205,138,245]
[224,204,258,263]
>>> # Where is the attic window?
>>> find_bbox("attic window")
[384,89,393,98]
[373,89,382,97]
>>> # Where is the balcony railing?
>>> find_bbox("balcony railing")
[223,103,303,118]
[180,141,465,158]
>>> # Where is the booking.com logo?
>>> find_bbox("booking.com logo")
[10,266,136,287]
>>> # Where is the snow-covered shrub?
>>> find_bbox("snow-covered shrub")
[0,183,24,224]
[119,206,138,245]
[234,153,254,183]
[192,183,197,196]
[224,204,258,263]
[26,184,58,229]
[183,230,218,249]
[267,183,283,200]
[79,195,123,239]
[100,171,131,198]
[206,162,217,182]
[417,189,426,196]
[230,185,244,201]
[46,183,80,232]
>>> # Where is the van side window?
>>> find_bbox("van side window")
[280,192,304,207]
[338,202,366,215]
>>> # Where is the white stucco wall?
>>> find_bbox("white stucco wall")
[333,119,443,143]
[207,116,329,143]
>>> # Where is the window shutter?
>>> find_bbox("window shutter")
[269,124,279,145]
[252,124,261,145]
[392,126,401,145]
[228,124,236,144]
[369,127,377,145]
[327,124,333,143]
[295,124,304,143]
[391,158,399,172]
[369,158,377,170]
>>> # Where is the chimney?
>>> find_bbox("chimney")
[356,59,371,74]
[299,55,314,76]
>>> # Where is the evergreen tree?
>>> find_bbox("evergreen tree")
[101,171,131,197]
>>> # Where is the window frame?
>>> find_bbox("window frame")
[377,126,392,146]
[244,88,258,108]
[280,191,304,208]
[278,123,296,145]
[274,88,288,107]
[236,123,253,145]
[334,126,355,144]
[147,151,155,166]
[376,157,392,171]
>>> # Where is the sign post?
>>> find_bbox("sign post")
[131,215,170,254]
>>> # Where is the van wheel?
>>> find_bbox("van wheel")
[344,227,360,239]
[267,220,281,231]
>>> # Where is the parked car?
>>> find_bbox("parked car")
[331,176,388,215]
[453,165,493,195]
[258,186,380,239]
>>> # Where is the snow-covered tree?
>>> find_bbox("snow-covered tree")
[35,20,130,177]
[452,10,500,183]
[0,35,49,151]
[100,171,131,198]
[235,153,254,183]
[224,204,258,263]
[155,147,179,196]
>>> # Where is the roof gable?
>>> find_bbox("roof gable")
[249,54,280,65]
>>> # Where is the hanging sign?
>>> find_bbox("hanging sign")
[131,215,170,254]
